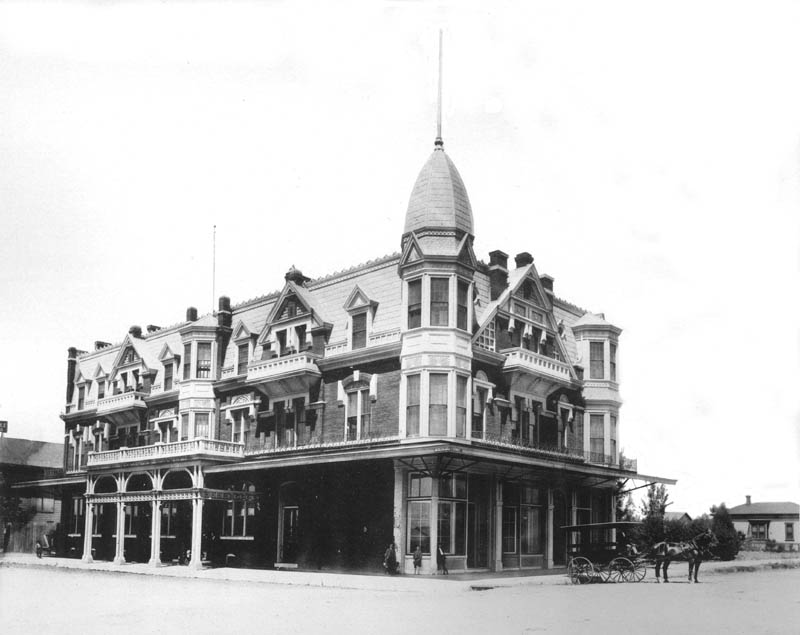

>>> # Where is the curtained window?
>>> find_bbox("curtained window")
[406,374,420,437]
[429,374,448,435]
[430,278,449,326]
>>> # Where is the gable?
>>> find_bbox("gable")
[343,285,378,314]
[158,343,178,362]
[399,233,424,268]
[258,282,328,345]
[456,234,478,269]
[232,320,253,341]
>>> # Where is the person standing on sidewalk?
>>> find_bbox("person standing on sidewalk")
[383,542,398,575]
[436,543,448,575]
[412,545,422,574]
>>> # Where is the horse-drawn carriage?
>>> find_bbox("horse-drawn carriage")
[563,521,646,584]
[564,521,719,584]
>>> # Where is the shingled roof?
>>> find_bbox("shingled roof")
[728,501,799,516]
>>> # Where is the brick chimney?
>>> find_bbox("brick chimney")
[66,347,78,403]
[146,325,161,333]
[514,252,534,268]
[129,325,143,338]
[539,274,554,297]
[746,495,751,505]
[218,296,232,328]
[186,307,198,322]
[488,250,509,300]
[94,341,111,350]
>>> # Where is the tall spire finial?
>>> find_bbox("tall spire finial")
[435,29,444,149]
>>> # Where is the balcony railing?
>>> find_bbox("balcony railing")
[501,348,573,382]
[87,438,244,466]
[246,352,320,383]
[472,433,636,471]
[244,431,400,457]
[96,391,148,414]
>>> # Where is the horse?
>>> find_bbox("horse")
[649,529,719,583]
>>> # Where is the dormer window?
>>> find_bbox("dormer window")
[77,386,85,410]
[352,313,367,350]
[123,349,139,364]
[163,362,174,391]
[98,379,105,400]
[408,279,422,329]
[237,343,249,375]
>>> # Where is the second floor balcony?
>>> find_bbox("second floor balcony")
[501,348,574,384]
[245,352,321,397]
[87,438,244,467]
[96,390,148,426]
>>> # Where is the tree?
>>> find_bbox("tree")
[615,481,638,522]
[710,503,740,561]
[640,483,669,519]
[632,484,671,551]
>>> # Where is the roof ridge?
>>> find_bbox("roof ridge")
[231,289,282,312]
[307,252,400,288]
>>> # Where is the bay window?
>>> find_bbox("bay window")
[457,280,469,330]
[429,373,448,435]
[406,374,420,437]
[196,342,212,378]
[456,376,468,437]
[590,414,604,461]
[590,341,604,379]
[430,278,449,326]
[183,344,192,380]
[407,280,422,329]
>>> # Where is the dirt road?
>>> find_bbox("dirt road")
[1,565,797,634]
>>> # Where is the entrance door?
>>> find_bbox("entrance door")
[280,506,299,563]
[552,491,567,566]
[467,476,489,568]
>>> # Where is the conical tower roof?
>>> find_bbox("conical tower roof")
[404,145,474,237]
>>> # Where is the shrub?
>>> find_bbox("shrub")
[710,503,741,560]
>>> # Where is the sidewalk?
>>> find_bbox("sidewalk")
[2,552,798,592]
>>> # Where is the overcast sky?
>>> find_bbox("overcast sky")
[1,2,798,517]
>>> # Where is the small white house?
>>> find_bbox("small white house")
[729,496,799,551]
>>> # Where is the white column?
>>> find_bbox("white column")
[149,500,162,566]
[493,477,503,572]
[113,502,126,564]
[546,488,554,569]
[430,475,439,574]
[81,502,94,563]
[393,465,406,573]
[188,497,204,569]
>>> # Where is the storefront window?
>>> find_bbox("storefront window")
[407,501,430,554]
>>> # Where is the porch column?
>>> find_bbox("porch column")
[148,499,162,566]
[81,502,94,563]
[392,465,406,573]
[493,476,503,572]
[113,501,126,564]
[430,475,439,574]
[546,488,554,569]
[609,490,617,545]
[188,496,204,569]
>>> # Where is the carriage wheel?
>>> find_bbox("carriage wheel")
[631,559,647,582]
[607,557,635,583]
[568,557,595,584]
